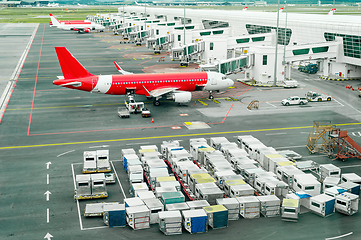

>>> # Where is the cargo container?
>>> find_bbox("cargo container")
[338,181,360,195]
[159,181,181,191]
[166,202,190,212]
[128,165,143,184]
[292,174,321,197]
[335,192,359,215]
[229,156,256,169]
[254,177,277,195]
[264,180,289,198]
[244,167,266,186]
[74,174,92,200]
[203,205,228,229]
[189,173,216,193]
[124,197,145,208]
[124,154,141,172]
[175,161,197,177]
[131,182,149,197]
[236,163,259,177]
[161,140,180,158]
[275,165,305,187]
[197,147,215,165]
[96,149,111,172]
[195,182,224,205]
[341,173,361,185]
[121,148,136,161]
[84,202,116,217]
[158,211,182,235]
[309,194,335,217]
[213,170,236,187]
[223,179,247,196]
[156,176,176,187]
[216,198,240,220]
[226,148,249,163]
[91,173,108,199]
[126,205,150,230]
[155,186,178,198]
[210,137,230,150]
[83,151,97,173]
[319,164,341,182]
[255,147,276,163]
[229,183,255,198]
[144,159,167,173]
[281,199,300,222]
[186,200,210,210]
[149,169,169,189]
[161,191,185,205]
[103,203,126,227]
[247,142,267,160]
[269,158,292,174]
[324,186,347,198]
[261,153,284,172]
[136,190,156,200]
[323,177,340,190]
[286,191,311,209]
[219,142,238,156]
[257,195,281,217]
[237,196,260,219]
[143,198,164,224]
[182,209,208,234]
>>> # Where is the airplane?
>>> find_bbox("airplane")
[53,47,234,106]
[328,8,336,15]
[242,7,248,11]
[49,14,105,33]
[49,13,90,27]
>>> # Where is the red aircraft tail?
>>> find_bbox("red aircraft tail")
[55,47,94,79]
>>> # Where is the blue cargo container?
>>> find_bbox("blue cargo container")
[103,203,126,227]
[182,209,208,234]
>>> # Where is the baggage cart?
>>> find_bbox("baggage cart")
[324,186,347,198]
[186,200,210,210]
[83,151,97,173]
[166,202,190,212]
[161,191,185,205]
[203,205,228,229]
[91,173,108,199]
[128,165,143,184]
[84,202,114,217]
[74,174,92,200]
[126,205,150,230]
[103,203,126,227]
[143,198,164,224]
[237,196,260,219]
[309,194,335,217]
[155,186,177,198]
[158,211,182,235]
[335,192,359,215]
[323,177,340,190]
[216,198,240,220]
[182,209,208,234]
[338,181,360,195]
[117,107,130,118]
[96,149,111,172]
[131,182,148,197]
[341,173,361,185]
[292,174,321,197]
[257,195,281,217]
[124,197,145,208]
[282,199,300,222]
[136,190,156,200]
[195,182,224,205]
[320,164,341,182]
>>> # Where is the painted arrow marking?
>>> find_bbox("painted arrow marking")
[46,162,51,169]
[44,191,51,201]
[44,232,53,239]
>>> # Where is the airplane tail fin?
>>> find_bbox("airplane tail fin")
[55,47,94,79]
[49,13,61,26]
[113,61,133,75]
[279,7,284,13]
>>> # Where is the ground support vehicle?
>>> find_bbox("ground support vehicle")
[281,96,308,106]
[298,63,318,74]
[141,108,151,118]
[306,91,332,102]
[118,107,130,118]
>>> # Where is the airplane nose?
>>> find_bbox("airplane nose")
[228,78,234,86]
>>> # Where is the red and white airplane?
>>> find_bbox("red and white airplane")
[53,47,234,105]
[49,14,105,33]
[328,8,336,15]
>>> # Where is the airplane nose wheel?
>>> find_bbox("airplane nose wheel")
[208,91,214,99]
[153,100,160,106]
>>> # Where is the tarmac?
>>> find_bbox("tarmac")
[1,23,361,240]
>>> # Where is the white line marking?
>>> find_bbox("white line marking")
[57,150,75,157]
[340,165,361,169]
[89,145,109,149]
[265,133,287,136]
[337,97,361,114]
[47,208,49,223]
[325,232,353,240]
[125,142,150,145]
[71,164,83,230]
[266,102,277,108]
[46,162,51,169]
[110,161,126,198]
[300,132,310,134]
[332,98,344,107]
[275,145,305,149]
[47,174,49,185]
[82,226,109,231]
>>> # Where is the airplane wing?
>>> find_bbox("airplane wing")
[149,87,178,97]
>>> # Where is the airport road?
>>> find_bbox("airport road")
[1,23,361,240]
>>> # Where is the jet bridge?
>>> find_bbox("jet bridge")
[199,56,248,75]
[172,41,205,63]
[147,35,174,53]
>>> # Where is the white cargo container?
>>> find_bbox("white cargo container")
[282,199,300,222]
[74,174,92,200]
[204,150,224,166]
[197,147,215,165]
[144,159,167,173]
[184,168,208,185]
[255,146,276,163]
[235,163,259,177]
[338,181,361,195]
[91,173,108,199]
[276,165,305,187]
[254,177,277,194]
[210,137,229,150]
[286,191,312,209]
[124,197,145,208]
[121,148,136,161]
[140,144,158,151]
[229,156,256,168]
[269,158,293,174]
[158,211,182,235]
[216,198,240,220]
[128,165,143,184]
[213,170,236,187]
[324,186,347,198]
[182,209,208,234]
[156,175,177,187]
[219,142,238,155]
[237,196,260,219]
[257,195,281,217]
[264,180,289,198]
[124,154,141,173]
[226,148,249,163]
[195,182,224,205]
[126,205,150,230]
[341,173,361,185]
[320,164,341,182]
[186,200,210,210]
[335,192,359,215]
[143,198,164,224]
[131,182,148,197]
[244,168,265,187]
[136,190,156,200]
[223,179,246,195]
[160,140,180,158]
[221,175,244,190]
[155,186,178,198]
[96,149,110,173]
[248,142,267,160]
[159,181,181,191]
[309,194,335,217]
[83,151,97,173]
[229,183,254,198]
[293,174,321,196]
[149,169,169,189]
[261,153,284,172]
[166,202,190,212]
[323,177,340,190]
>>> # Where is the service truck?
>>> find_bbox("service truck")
[306,91,332,102]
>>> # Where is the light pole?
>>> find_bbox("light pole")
[283,1,288,81]
[273,0,280,86]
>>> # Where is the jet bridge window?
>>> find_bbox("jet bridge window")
[262,55,267,65]
[210,42,214,50]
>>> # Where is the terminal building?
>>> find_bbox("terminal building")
[117,6,361,84]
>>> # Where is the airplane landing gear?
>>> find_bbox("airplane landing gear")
[208,91,214,99]
[153,96,161,106]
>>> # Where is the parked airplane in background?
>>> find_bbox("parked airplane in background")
[49,14,105,33]
[328,8,336,15]
[53,47,234,105]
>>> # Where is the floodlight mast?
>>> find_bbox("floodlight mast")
[273,0,280,86]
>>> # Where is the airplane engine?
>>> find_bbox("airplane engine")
[84,29,90,33]
[171,92,192,103]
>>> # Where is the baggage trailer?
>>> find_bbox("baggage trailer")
[203,205,228,229]
[216,198,240,220]
[91,173,108,199]
[182,209,208,234]
[143,198,164,224]
[237,196,260,219]
[83,151,97,173]
[158,211,182,235]
[281,199,300,222]
[117,107,130,118]
[103,203,126,227]
[257,195,281,217]
[335,192,359,215]
[96,150,111,173]
[309,194,335,217]
[126,205,151,230]
[74,174,92,200]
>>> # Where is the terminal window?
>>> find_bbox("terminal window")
[262,55,267,65]
[246,24,292,45]
[324,32,361,59]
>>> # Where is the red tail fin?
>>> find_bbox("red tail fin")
[55,47,94,79]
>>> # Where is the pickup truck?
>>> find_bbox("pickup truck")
[117,107,130,118]
[306,91,332,102]
[281,96,308,106]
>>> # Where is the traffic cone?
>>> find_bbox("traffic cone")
[346,85,349,89]
[194,101,196,106]
[152,118,154,123]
